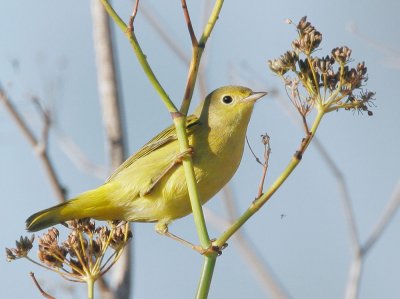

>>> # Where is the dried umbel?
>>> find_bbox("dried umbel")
[6,235,34,261]
[292,16,323,55]
[268,16,375,118]
[37,228,67,268]
[6,219,132,284]
[268,51,298,75]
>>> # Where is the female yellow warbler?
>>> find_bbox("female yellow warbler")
[26,86,266,233]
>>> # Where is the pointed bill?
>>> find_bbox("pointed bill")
[242,91,268,103]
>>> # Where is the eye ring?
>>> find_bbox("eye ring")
[222,95,233,104]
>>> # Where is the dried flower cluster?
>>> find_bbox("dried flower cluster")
[268,16,375,118]
[6,219,132,283]
[6,235,34,261]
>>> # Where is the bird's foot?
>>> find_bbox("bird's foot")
[156,224,227,255]
[195,239,228,256]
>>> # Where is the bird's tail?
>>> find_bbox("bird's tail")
[26,183,120,232]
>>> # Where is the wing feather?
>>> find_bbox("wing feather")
[106,115,200,183]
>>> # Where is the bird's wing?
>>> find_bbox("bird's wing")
[106,114,200,183]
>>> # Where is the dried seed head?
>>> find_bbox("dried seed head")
[267,16,375,117]
[6,235,35,261]
[293,16,322,54]
[109,225,132,250]
[268,51,299,75]
[69,258,84,275]
[317,55,335,73]
[331,46,352,64]
[37,228,67,268]
[67,218,95,234]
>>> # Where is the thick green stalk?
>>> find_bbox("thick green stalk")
[87,277,95,299]
[173,115,210,246]
[176,0,225,248]
[215,110,325,248]
[196,255,217,299]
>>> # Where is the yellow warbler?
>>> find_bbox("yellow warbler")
[26,86,267,233]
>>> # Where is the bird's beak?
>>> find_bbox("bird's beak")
[242,91,268,103]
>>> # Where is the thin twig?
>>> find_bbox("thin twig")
[313,138,360,250]
[56,132,108,180]
[29,272,56,299]
[246,136,263,166]
[31,95,51,148]
[301,114,310,134]
[0,88,66,202]
[181,0,198,47]
[141,5,189,64]
[363,179,400,253]
[215,109,325,248]
[257,134,271,198]
[343,180,400,299]
[196,0,212,100]
[128,0,140,32]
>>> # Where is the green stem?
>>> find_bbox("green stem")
[178,2,223,298]
[100,2,225,298]
[173,115,210,246]
[180,0,224,115]
[215,110,325,248]
[99,0,177,113]
[198,0,224,47]
[196,255,217,299]
[87,277,95,299]
[306,55,321,101]
[176,0,225,249]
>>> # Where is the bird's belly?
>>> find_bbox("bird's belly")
[151,145,242,222]
[121,135,245,223]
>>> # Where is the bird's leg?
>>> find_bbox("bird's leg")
[143,147,194,196]
[155,223,228,255]
[155,223,205,253]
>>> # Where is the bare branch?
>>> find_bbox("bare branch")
[313,139,360,250]
[343,253,363,299]
[29,272,56,299]
[141,5,189,64]
[0,90,36,146]
[363,179,400,253]
[0,88,66,202]
[91,2,126,170]
[56,133,108,180]
[90,1,130,299]
[181,0,198,47]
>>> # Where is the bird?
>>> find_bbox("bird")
[26,86,267,237]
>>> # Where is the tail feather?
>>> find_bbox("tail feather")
[26,183,121,232]
[26,200,82,232]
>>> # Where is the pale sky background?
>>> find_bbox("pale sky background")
[1,1,400,298]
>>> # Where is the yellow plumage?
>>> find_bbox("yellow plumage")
[26,86,266,232]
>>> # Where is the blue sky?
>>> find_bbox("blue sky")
[1,1,400,298]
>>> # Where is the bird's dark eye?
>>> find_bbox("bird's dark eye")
[222,95,233,104]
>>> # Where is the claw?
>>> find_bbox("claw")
[200,239,228,256]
